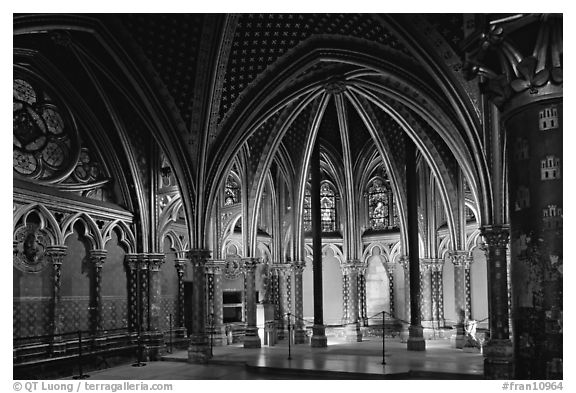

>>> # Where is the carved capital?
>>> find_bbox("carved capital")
[462,14,563,109]
[481,225,510,249]
[342,259,363,275]
[205,260,226,275]
[174,258,187,274]
[449,251,472,268]
[241,257,260,273]
[291,260,306,275]
[46,245,67,266]
[187,249,211,268]
[89,249,107,268]
[147,253,165,271]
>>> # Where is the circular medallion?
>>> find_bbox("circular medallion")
[13,226,51,273]
[224,258,242,280]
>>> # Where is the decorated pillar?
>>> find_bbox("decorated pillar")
[137,254,150,331]
[147,254,165,332]
[125,254,139,332]
[292,260,307,343]
[187,249,211,363]
[481,226,513,378]
[145,253,165,359]
[277,263,292,340]
[242,257,261,348]
[47,245,67,354]
[174,258,187,337]
[429,259,444,329]
[342,260,362,342]
[385,262,395,318]
[463,14,562,379]
[419,259,433,329]
[89,249,107,335]
[205,260,227,346]
[449,251,472,348]
[358,264,368,326]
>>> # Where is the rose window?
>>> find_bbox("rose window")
[13,77,80,182]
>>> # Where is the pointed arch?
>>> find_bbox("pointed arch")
[61,212,104,250]
[13,203,62,245]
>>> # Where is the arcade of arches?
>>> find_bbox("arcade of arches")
[13,14,562,379]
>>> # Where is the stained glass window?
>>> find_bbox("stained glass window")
[224,175,241,206]
[368,179,389,229]
[367,178,399,230]
[320,182,336,232]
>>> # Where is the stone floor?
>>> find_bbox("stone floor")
[63,336,484,380]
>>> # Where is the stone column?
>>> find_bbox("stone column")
[449,251,472,348]
[343,260,362,342]
[242,257,261,348]
[292,260,308,343]
[406,137,425,351]
[358,265,368,326]
[385,262,395,318]
[125,254,139,332]
[429,259,444,329]
[419,260,433,330]
[138,254,150,331]
[146,253,165,360]
[47,245,67,354]
[89,249,107,336]
[463,14,562,379]
[277,264,292,340]
[187,249,211,363]
[205,260,227,346]
[174,258,187,338]
[481,226,513,378]
[310,141,327,347]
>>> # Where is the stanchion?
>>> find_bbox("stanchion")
[168,314,173,354]
[287,312,292,360]
[73,330,90,379]
[381,311,386,365]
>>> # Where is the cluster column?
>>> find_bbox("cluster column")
[89,249,107,336]
[47,245,67,355]
[342,260,362,342]
[449,251,472,348]
[242,257,261,348]
[174,257,187,338]
[429,259,444,329]
[125,254,139,332]
[481,226,513,378]
[358,265,368,326]
[205,260,227,346]
[187,249,211,363]
[292,260,308,343]
[146,253,165,359]
[385,262,395,318]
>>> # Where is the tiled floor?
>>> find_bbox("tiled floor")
[65,336,484,380]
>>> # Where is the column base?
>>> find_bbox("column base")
[187,333,211,363]
[294,327,309,344]
[344,322,362,342]
[483,339,514,379]
[243,327,261,348]
[144,331,166,361]
[207,325,227,347]
[407,325,426,351]
[310,324,327,348]
[451,323,466,349]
